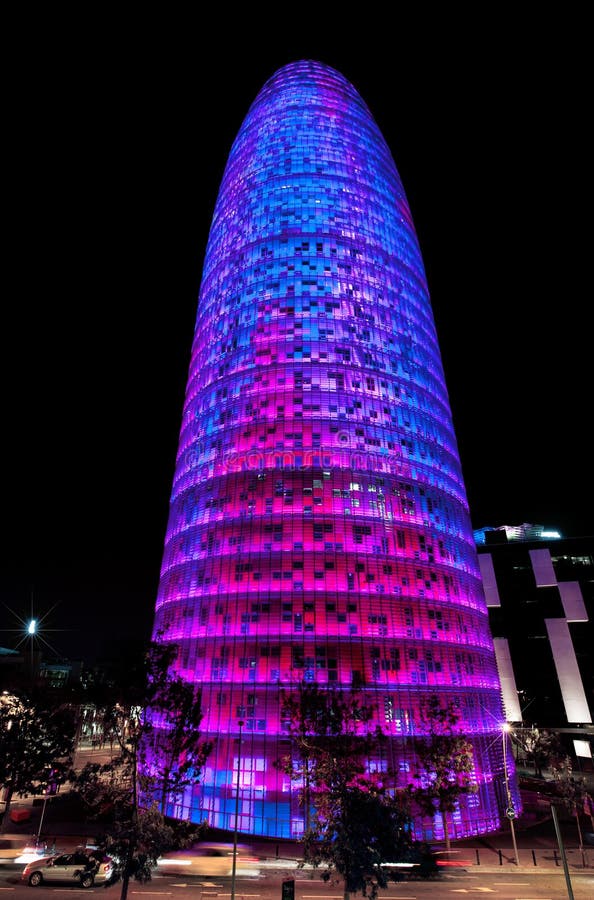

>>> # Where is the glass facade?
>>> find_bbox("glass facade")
[146,60,515,840]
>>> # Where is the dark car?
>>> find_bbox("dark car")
[21,849,114,888]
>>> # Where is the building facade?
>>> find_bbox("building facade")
[146,60,513,840]
[476,524,594,767]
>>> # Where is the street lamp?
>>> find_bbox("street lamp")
[502,723,519,866]
[36,787,50,847]
[26,619,37,686]
[230,719,244,900]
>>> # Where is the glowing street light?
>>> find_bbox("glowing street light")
[26,620,38,685]
[1,599,66,683]
[502,723,519,866]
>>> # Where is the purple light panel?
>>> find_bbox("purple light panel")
[146,60,517,840]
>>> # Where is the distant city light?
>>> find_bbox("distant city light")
[27,619,37,635]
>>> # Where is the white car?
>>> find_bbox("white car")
[156,842,260,877]
[21,850,114,888]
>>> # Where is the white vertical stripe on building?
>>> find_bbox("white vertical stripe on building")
[545,618,592,723]
[529,548,557,587]
[492,637,522,721]
[478,553,500,607]
[558,581,588,622]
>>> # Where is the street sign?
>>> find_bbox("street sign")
[506,806,516,819]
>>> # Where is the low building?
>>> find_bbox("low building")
[475,524,593,771]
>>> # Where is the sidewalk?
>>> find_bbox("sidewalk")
[451,844,593,875]
[437,814,594,874]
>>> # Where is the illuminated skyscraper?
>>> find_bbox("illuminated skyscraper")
[147,60,516,840]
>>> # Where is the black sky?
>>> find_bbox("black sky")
[3,16,591,663]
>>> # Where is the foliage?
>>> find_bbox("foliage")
[551,755,589,848]
[76,641,213,815]
[279,684,435,899]
[512,726,564,777]
[0,690,77,828]
[69,640,212,899]
[140,644,214,814]
[409,694,477,850]
[304,776,437,899]
[99,801,206,873]
[278,682,381,831]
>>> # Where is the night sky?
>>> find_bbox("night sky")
[3,18,590,663]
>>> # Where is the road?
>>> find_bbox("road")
[2,865,594,899]
[3,779,594,900]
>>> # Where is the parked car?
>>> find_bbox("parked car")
[156,842,260,877]
[21,849,114,888]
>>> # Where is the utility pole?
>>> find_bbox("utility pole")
[230,719,244,900]
[551,803,575,900]
[502,723,519,865]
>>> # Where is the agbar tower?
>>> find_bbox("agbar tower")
[147,60,515,840]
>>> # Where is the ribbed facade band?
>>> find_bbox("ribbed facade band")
[145,60,516,840]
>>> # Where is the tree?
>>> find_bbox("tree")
[304,775,436,900]
[0,690,77,830]
[512,726,563,778]
[551,756,590,850]
[409,694,477,850]
[141,644,213,816]
[70,640,212,900]
[279,685,434,900]
[279,683,376,833]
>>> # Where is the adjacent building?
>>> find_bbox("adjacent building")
[146,60,513,840]
[476,524,594,768]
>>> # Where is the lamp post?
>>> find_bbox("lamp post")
[36,791,49,847]
[502,723,519,866]
[27,619,37,687]
[230,719,244,900]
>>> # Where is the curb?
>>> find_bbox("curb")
[451,859,594,875]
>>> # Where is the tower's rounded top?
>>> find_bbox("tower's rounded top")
[249,59,368,117]
[264,59,354,89]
